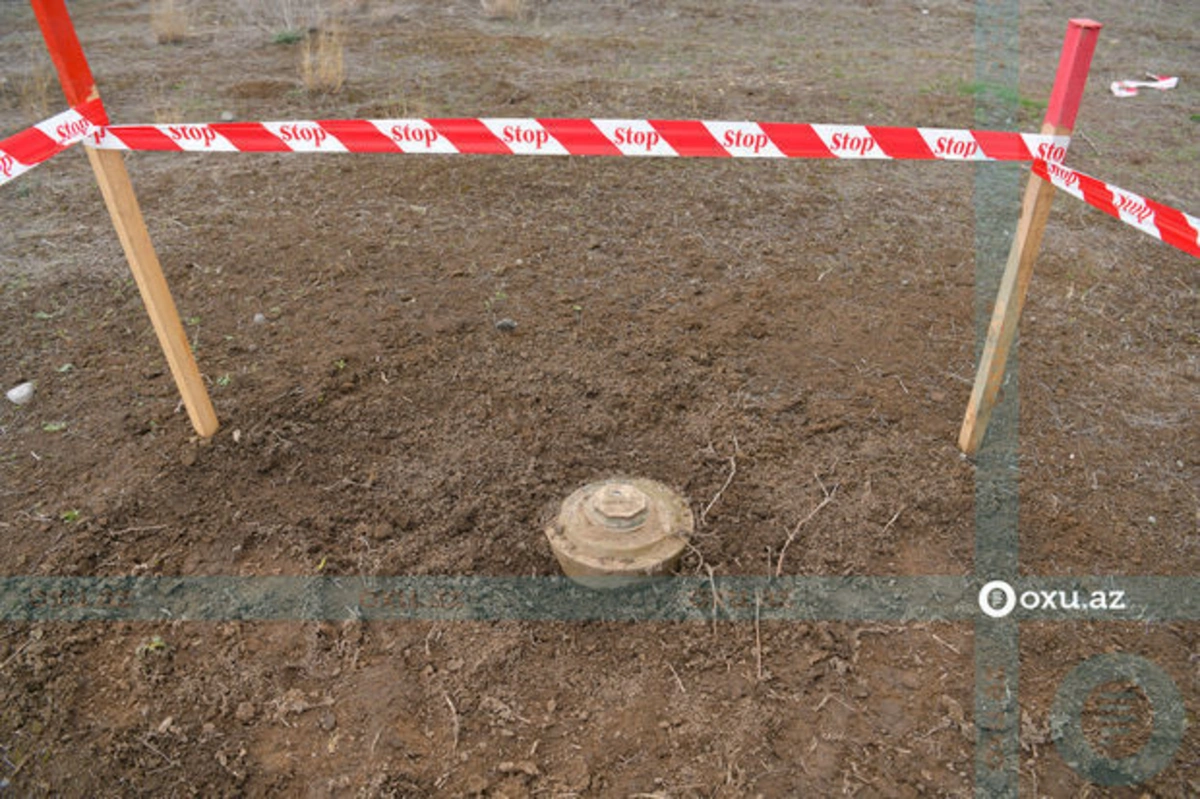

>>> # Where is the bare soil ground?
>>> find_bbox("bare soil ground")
[0,1,1196,796]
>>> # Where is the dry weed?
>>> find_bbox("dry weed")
[153,103,185,125]
[151,0,190,45]
[17,56,53,118]
[234,0,322,35]
[149,78,184,124]
[480,0,529,21]
[300,23,346,94]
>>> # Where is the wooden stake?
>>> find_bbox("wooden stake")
[84,147,219,436]
[31,0,218,437]
[958,19,1102,455]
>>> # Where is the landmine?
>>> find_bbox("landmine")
[546,478,693,590]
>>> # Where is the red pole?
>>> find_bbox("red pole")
[958,19,1102,454]
[1045,19,1104,130]
[29,0,106,119]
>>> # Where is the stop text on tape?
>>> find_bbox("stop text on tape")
[1034,159,1199,258]
[0,98,107,187]
[84,117,1072,163]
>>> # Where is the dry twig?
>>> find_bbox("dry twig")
[775,474,839,577]
[704,564,726,635]
[139,735,178,768]
[666,662,686,695]
[754,590,763,681]
[444,692,459,752]
[701,436,740,525]
[880,507,903,536]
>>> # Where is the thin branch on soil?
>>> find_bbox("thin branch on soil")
[880,507,903,536]
[0,639,33,673]
[930,633,961,655]
[443,692,459,752]
[754,590,763,681]
[110,524,169,536]
[775,475,839,577]
[704,564,726,635]
[813,693,856,713]
[682,541,708,574]
[369,727,383,756]
[424,626,441,656]
[139,735,178,768]
[701,436,740,526]
[666,662,686,695]
[916,719,954,740]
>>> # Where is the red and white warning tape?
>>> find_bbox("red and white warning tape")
[1110,74,1179,98]
[1032,159,1199,258]
[0,98,106,187]
[86,118,1072,163]
[4,108,1195,259]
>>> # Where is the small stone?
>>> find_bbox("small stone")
[6,382,34,405]
[252,312,267,325]
[180,447,199,467]
[940,695,965,725]
[220,110,235,121]
[235,701,256,723]
[498,760,540,777]
[317,710,336,731]
[495,318,518,332]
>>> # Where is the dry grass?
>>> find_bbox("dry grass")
[151,0,190,45]
[480,0,529,21]
[152,102,185,125]
[234,0,363,36]
[17,55,53,118]
[300,23,346,94]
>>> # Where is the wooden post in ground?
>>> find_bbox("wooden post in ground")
[31,0,219,437]
[958,19,1102,455]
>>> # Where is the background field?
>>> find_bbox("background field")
[0,1,1196,795]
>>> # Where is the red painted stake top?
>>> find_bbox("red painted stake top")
[30,0,108,124]
[1045,18,1103,131]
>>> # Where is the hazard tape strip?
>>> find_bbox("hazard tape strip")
[0,98,108,187]
[1032,159,1199,258]
[86,118,1072,163]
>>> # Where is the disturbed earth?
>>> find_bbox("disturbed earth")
[0,1,1196,796]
